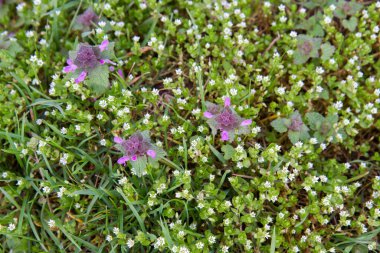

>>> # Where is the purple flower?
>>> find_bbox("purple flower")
[76,8,98,29]
[204,97,252,141]
[288,113,304,131]
[114,131,165,169]
[74,44,100,70]
[63,40,115,84]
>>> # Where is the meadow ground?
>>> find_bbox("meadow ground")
[0,0,380,252]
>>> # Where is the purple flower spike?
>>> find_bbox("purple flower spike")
[289,113,304,131]
[99,40,109,52]
[100,59,116,65]
[114,136,123,144]
[221,131,229,141]
[77,8,98,28]
[63,40,116,95]
[204,98,252,142]
[63,59,78,73]
[224,97,231,107]
[74,45,100,70]
[204,112,213,118]
[114,131,164,162]
[118,69,124,78]
[114,131,166,176]
[75,71,87,83]
[215,108,240,131]
[109,66,115,71]
[147,149,156,158]
[241,119,252,126]
[117,156,129,165]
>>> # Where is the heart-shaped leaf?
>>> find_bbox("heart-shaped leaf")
[342,17,358,32]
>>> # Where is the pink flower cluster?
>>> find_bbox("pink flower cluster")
[204,97,252,141]
[63,40,115,84]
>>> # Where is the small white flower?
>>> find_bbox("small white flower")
[324,16,332,24]
[8,223,16,231]
[106,235,113,242]
[42,186,51,194]
[98,21,106,27]
[26,31,35,38]
[277,87,286,95]
[279,16,287,23]
[113,227,120,235]
[103,3,111,10]
[264,181,271,188]
[60,127,67,135]
[48,219,56,228]
[290,31,297,38]
[100,139,106,146]
[17,3,26,11]
[99,100,107,108]
[196,242,204,249]
[221,245,229,253]
[174,19,182,26]
[127,239,135,248]
[316,67,325,74]
[208,235,216,244]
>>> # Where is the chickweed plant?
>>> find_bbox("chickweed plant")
[0,0,380,252]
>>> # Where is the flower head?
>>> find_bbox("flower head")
[114,131,166,176]
[76,8,98,30]
[74,44,101,70]
[306,112,342,143]
[294,35,322,64]
[288,113,304,131]
[63,40,115,94]
[271,111,310,144]
[334,0,362,19]
[203,97,252,141]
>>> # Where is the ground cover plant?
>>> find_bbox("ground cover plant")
[1,0,380,252]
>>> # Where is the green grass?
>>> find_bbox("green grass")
[1,0,380,252]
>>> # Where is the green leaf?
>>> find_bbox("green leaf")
[270,226,276,253]
[271,118,288,133]
[296,16,325,37]
[130,156,148,177]
[208,143,226,164]
[0,49,15,68]
[299,126,310,141]
[310,24,325,37]
[7,42,23,57]
[321,43,335,61]
[288,131,300,144]
[293,50,310,65]
[229,176,250,193]
[117,188,147,233]
[342,17,358,32]
[319,89,329,100]
[158,219,174,248]
[326,114,339,124]
[68,49,77,60]
[306,112,324,129]
[221,144,235,160]
[86,64,110,95]
[100,42,115,59]
[295,16,317,31]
